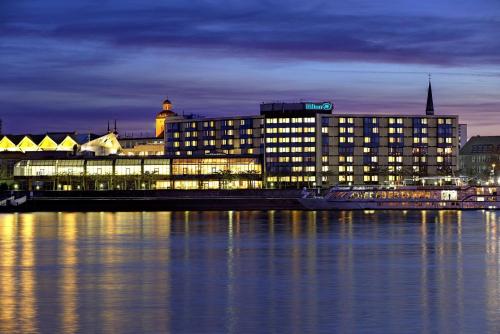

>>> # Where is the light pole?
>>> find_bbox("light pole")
[490,163,496,185]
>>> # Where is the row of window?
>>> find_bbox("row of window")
[266,127,315,134]
[266,137,316,143]
[171,127,453,139]
[169,117,454,130]
[266,176,316,183]
[266,117,315,124]
[266,147,315,153]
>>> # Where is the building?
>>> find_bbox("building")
[0,132,122,155]
[13,155,262,190]
[0,132,123,186]
[459,136,500,181]
[458,123,468,149]
[163,84,459,187]
[119,136,165,156]
[155,99,180,138]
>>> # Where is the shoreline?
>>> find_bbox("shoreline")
[0,189,306,212]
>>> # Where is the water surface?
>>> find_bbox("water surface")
[0,210,499,333]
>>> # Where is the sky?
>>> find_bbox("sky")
[1,0,499,136]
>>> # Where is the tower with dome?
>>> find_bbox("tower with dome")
[155,99,177,138]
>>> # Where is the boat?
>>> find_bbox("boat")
[299,185,500,210]
[0,193,27,208]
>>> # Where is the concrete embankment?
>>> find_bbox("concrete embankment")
[0,189,307,212]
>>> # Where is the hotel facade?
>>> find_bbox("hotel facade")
[163,97,459,188]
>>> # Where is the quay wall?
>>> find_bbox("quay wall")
[0,189,306,212]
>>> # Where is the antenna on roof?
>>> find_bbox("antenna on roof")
[107,120,110,133]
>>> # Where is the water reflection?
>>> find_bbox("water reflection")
[0,210,499,333]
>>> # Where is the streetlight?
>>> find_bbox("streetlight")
[490,163,496,184]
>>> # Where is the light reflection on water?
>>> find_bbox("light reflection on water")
[0,210,499,333]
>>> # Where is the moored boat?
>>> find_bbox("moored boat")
[299,185,500,210]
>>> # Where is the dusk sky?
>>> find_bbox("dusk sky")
[1,0,499,136]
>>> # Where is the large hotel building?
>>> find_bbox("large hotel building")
[161,83,459,188]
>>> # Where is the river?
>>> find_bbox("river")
[0,210,499,333]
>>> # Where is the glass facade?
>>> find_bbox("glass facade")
[14,156,262,190]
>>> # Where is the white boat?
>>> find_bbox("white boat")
[299,185,500,210]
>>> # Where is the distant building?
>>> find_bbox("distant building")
[459,136,500,180]
[458,124,468,149]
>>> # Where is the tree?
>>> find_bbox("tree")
[215,170,234,189]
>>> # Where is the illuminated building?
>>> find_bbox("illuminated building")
[0,132,122,155]
[13,155,262,190]
[155,99,178,138]
[119,136,164,156]
[163,84,460,187]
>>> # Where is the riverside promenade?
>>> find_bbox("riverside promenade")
[0,189,305,212]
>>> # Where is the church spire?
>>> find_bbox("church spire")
[426,74,434,115]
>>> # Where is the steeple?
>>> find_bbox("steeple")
[426,74,434,115]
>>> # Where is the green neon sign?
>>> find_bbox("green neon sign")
[305,102,333,111]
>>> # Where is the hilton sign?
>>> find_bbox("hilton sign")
[304,102,333,111]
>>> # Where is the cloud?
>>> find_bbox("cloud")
[1,1,500,66]
[1,0,499,136]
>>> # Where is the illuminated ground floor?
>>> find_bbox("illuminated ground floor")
[13,155,262,190]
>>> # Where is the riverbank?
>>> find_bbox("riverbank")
[0,189,306,212]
